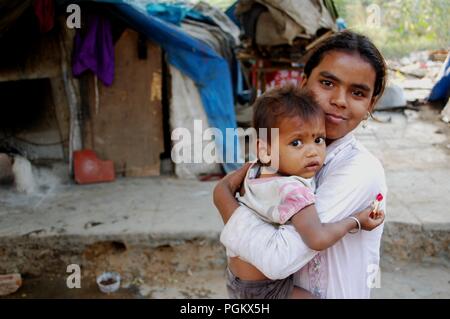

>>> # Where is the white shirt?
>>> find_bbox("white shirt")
[220,133,387,298]
[224,163,316,260]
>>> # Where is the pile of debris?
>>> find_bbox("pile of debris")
[234,0,338,62]
[374,49,449,118]
[385,50,447,104]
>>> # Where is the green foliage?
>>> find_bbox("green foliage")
[334,0,450,57]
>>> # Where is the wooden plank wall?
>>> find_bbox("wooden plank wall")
[83,29,164,177]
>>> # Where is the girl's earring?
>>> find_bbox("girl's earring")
[362,112,370,129]
[362,119,368,129]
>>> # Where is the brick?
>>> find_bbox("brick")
[0,273,22,296]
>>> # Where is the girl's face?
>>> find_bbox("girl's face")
[301,51,377,141]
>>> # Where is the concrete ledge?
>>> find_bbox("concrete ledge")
[1,177,448,276]
[0,220,448,277]
[382,222,449,262]
[0,235,225,277]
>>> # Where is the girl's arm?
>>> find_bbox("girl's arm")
[290,204,384,251]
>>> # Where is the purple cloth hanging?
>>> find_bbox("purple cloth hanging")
[72,15,114,86]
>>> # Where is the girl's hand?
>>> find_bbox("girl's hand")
[354,205,385,231]
[216,162,251,195]
[213,163,252,224]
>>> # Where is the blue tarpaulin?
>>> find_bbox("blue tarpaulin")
[93,0,241,172]
[146,3,213,26]
[429,53,450,103]
[225,1,240,27]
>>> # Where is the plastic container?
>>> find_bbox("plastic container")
[96,272,121,294]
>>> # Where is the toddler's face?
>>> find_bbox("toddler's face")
[272,115,326,178]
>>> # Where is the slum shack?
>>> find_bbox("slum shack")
[0,0,243,187]
[0,1,164,181]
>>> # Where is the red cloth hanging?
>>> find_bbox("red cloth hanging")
[33,0,54,33]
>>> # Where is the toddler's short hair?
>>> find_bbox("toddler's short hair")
[253,85,324,143]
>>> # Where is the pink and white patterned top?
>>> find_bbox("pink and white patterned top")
[238,163,316,225]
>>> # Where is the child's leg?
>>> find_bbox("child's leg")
[290,286,319,299]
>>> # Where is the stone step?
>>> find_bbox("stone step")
[0,223,448,278]
[0,177,448,277]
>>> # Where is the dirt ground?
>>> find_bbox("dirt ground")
[5,261,450,299]
[3,244,449,299]
[417,104,450,152]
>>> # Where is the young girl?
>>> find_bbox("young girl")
[223,85,384,299]
[214,31,388,299]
